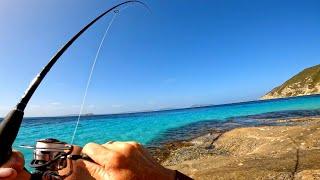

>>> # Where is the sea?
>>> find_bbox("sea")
[1,95,320,169]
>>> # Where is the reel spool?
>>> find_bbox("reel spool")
[20,138,74,180]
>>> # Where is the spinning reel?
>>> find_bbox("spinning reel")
[21,138,78,180]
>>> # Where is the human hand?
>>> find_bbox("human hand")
[69,141,175,180]
[0,151,30,180]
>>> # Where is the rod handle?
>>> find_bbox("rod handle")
[0,109,24,165]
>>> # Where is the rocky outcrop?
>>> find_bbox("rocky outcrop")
[262,64,320,100]
[165,117,320,179]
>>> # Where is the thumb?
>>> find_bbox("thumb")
[0,168,17,179]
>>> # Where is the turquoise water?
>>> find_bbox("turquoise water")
[4,95,320,167]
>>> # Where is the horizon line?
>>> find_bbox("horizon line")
[1,94,319,119]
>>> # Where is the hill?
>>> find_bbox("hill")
[262,64,320,100]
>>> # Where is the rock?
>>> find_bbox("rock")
[295,170,320,180]
[163,117,320,179]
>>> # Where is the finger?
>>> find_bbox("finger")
[103,141,146,157]
[103,141,138,146]
[102,141,139,149]
[102,141,120,149]
[59,145,83,178]
[120,142,159,165]
[125,142,157,164]
[125,141,145,151]
[102,141,142,153]
[101,141,148,165]
[12,150,24,161]
[82,143,113,166]
[104,141,114,145]
[125,141,142,148]
[101,142,132,155]
[81,160,111,180]
[0,168,17,179]
[71,145,82,155]
[1,152,24,171]
[103,141,141,149]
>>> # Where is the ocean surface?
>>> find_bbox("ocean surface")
[1,95,320,169]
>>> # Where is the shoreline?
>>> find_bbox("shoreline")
[148,127,228,164]
[148,111,319,163]
[149,116,320,179]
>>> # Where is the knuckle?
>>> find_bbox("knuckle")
[123,144,136,154]
[82,142,98,155]
[130,142,141,148]
[14,151,24,159]
[109,151,120,159]
[109,152,124,167]
[83,142,96,150]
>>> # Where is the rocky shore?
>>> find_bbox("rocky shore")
[152,116,320,179]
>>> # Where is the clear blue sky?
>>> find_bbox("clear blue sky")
[0,0,319,117]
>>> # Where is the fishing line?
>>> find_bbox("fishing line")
[71,11,118,144]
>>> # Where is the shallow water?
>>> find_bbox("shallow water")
[1,95,320,169]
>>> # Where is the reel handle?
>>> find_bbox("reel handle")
[68,154,94,162]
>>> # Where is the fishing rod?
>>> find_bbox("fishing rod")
[0,1,148,179]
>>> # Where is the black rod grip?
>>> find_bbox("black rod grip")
[0,109,24,165]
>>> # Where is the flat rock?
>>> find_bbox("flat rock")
[165,117,320,179]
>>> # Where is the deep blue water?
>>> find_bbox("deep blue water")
[1,95,320,168]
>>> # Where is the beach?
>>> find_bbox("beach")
[151,116,320,179]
